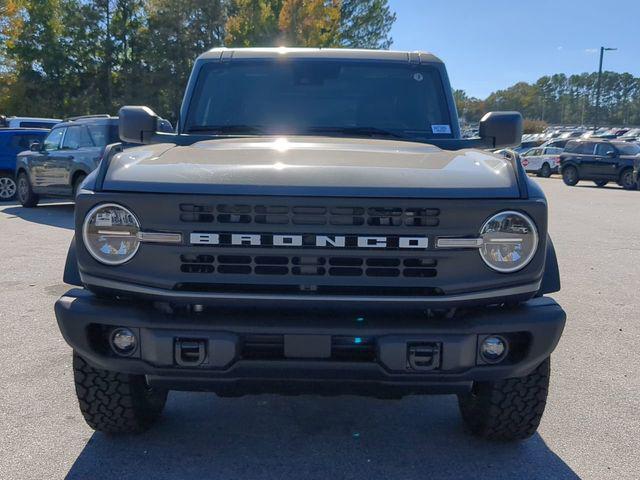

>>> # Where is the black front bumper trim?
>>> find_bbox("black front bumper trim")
[55,289,565,397]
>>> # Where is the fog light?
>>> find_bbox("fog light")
[110,328,137,356]
[480,336,507,362]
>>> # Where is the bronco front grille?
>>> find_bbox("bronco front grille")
[179,203,440,227]
[180,254,437,278]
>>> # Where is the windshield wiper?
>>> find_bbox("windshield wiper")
[187,125,265,135]
[304,126,408,140]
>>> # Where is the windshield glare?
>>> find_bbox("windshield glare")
[185,60,453,141]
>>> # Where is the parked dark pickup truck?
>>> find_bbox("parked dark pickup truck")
[55,48,565,441]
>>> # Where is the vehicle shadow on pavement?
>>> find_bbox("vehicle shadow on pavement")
[66,392,578,480]
[1,203,74,230]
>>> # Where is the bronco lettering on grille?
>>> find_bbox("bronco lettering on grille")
[189,233,429,249]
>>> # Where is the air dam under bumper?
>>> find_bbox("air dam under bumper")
[55,289,565,397]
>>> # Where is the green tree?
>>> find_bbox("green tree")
[339,0,395,49]
[225,0,281,47]
[453,89,485,123]
[143,0,227,120]
[1,0,71,116]
[278,0,341,46]
[225,0,395,48]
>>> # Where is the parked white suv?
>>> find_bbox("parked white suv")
[520,146,562,177]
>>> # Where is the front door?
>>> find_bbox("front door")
[30,127,65,189]
[48,125,93,192]
[592,143,619,180]
[573,142,597,177]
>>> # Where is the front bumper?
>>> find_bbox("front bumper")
[55,289,565,397]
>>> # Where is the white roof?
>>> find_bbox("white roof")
[198,47,442,64]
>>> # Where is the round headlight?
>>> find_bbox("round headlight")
[479,211,538,273]
[82,203,140,265]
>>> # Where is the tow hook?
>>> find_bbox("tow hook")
[175,338,207,366]
[407,343,441,371]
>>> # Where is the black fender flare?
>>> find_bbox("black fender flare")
[63,236,82,286]
[538,235,561,296]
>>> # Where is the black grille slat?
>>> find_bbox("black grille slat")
[255,256,289,265]
[180,213,215,223]
[179,254,438,279]
[329,257,363,267]
[218,265,252,274]
[218,255,252,264]
[292,266,326,275]
[403,268,437,278]
[366,268,400,277]
[328,267,363,276]
[255,266,289,275]
[179,202,440,227]
[180,264,215,273]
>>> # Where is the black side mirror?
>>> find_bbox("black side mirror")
[30,141,41,152]
[479,111,523,149]
[157,118,174,133]
[606,150,616,157]
[118,106,160,144]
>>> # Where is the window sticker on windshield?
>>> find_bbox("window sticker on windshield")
[432,125,452,134]
[413,73,423,82]
[95,213,113,227]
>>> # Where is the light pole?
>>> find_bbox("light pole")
[594,46,617,131]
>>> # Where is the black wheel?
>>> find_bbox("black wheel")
[539,163,552,178]
[458,357,550,441]
[17,171,39,207]
[562,166,578,186]
[593,180,608,187]
[72,173,87,197]
[73,353,167,434]
[619,169,637,191]
[0,174,17,201]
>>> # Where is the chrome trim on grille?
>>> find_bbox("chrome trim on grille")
[436,237,483,249]
[137,232,183,244]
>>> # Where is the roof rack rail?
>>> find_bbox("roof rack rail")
[64,114,112,122]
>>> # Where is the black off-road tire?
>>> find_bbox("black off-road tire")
[594,180,608,187]
[619,169,637,191]
[561,166,578,186]
[17,171,39,207]
[73,353,167,434]
[458,357,550,441]
[539,163,552,178]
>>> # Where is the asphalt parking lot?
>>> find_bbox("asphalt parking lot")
[1,177,639,480]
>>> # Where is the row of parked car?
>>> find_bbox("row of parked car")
[524,126,640,146]
[498,130,640,190]
[0,114,172,206]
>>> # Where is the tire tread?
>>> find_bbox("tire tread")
[458,358,550,441]
[72,353,166,434]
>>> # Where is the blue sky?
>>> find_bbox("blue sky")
[388,0,640,98]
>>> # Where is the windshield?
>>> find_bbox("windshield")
[184,60,453,141]
[614,142,640,155]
